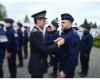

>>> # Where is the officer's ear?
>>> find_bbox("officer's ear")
[34,18,39,24]
[71,22,73,25]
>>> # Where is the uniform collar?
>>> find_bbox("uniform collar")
[35,25,43,33]
[52,30,57,33]
[83,32,90,35]
[6,26,13,29]
[63,27,72,33]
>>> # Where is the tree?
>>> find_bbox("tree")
[89,22,93,27]
[54,17,59,23]
[24,14,30,23]
[0,3,7,20]
[92,22,97,28]
[74,23,77,27]
[79,18,88,28]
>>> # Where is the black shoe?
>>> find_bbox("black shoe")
[80,73,87,77]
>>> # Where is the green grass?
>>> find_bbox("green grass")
[93,35,100,48]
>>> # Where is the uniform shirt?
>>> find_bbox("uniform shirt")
[81,32,93,54]
[0,28,7,64]
[28,26,59,75]
[59,27,80,74]
[23,29,28,45]
[6,26,19,53]
[17,28,23,47]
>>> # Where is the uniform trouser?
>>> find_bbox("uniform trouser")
[31,74,43,78]
[80,52,90,75]
[0,48,5,78]
[65,65,76,78]
[52,57,58,76]
[23,44,28,59]
[0,64,3,78]
[7,51,17,78]
[18,46,23,65]
[2,48,6,59]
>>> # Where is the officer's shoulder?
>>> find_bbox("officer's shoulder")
[32,27,39,32]
[30,27,40,36]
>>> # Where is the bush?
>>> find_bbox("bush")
[93,35,100,48]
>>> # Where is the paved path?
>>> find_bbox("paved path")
[3,47,100,78]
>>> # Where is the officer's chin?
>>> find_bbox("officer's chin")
[61,27,65,30]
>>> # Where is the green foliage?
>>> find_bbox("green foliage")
[93,35,100,48]
[24,14,30,23]
[92,22,97,28]
[0,3,7,20]
[79,18,88,28]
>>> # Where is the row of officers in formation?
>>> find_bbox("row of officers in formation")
[0,10,93,78]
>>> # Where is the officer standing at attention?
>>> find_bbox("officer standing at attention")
[44,25,53,45]
[28,10,64,78]
[79,23,93,77]
[58,13,80,78]
[44,25,53,67]
[17,22,24,67]
[4,18,19,78]
[0,23,8,78]
[50,20,60,77]
[23,26,29,59]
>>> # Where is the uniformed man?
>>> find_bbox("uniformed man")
[0,23,8,78]
[17,22,24,67]
[44,25,52,67]
[58,13,80,78]
[44,25,53,71]
[49,20,60,77]
[44,23,59,77]
[23,26,29,59]
[4,18,19,78]
[28,10,64,78]
[79,23,93,77]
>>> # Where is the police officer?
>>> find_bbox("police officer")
[58,13,80,78]
[50,20,60,77]
[23,26,29,59]
[79,23,93,77]
[44,24,59,77]
[0,23,8,78]
[4,18,19,78]
[44,25,53,45]
[17,22,23,67]
[44,25,53,72]
[28,10,64,78]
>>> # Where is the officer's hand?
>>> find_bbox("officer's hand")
[58,71,66,78]
[54,37,63,43]
[57,38,65,46]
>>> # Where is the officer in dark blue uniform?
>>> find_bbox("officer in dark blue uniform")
[44,25,53,45]
[44,23,59,77]
[50,20,60,77]
[58,13,80,78]
[44,25,53,66]
[17,22,24,67]
[4,18,19,78]
[79,23,93,77]
[28,10,64,78]
[23,26,29,59]
[0,23,8,78]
